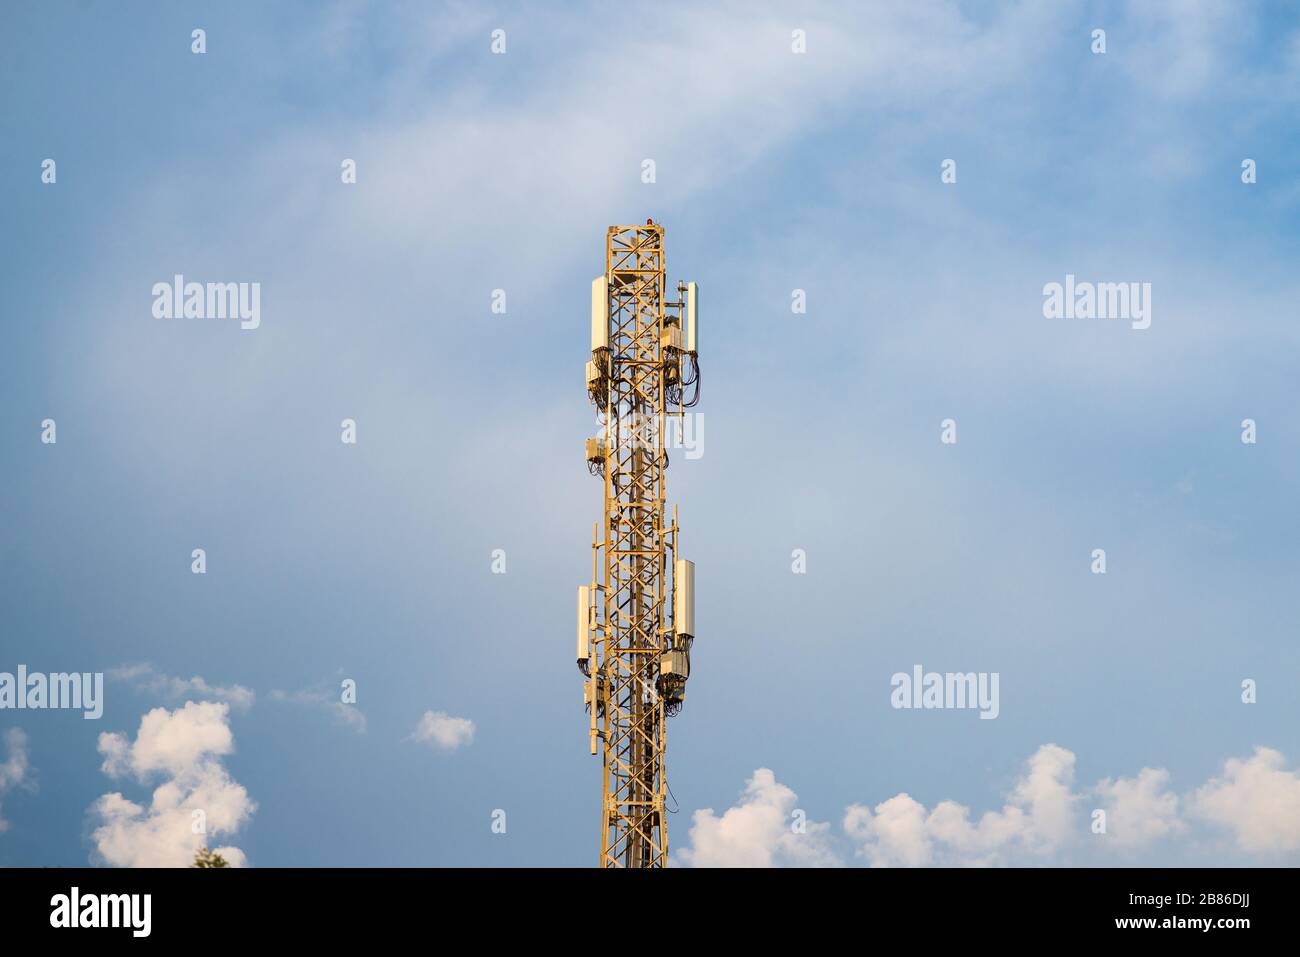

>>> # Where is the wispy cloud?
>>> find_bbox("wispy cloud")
[0,729,31,834]
[110,664,255,712]
[269,685,366,734]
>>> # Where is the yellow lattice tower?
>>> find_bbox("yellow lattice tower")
[577,222,700,867]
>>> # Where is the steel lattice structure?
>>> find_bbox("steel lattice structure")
[578,223,699,868]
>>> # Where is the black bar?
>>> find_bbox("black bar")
[0,867,1285,943]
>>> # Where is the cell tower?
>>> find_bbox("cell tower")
[577,222,700,868]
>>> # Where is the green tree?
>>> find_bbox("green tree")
[192,847,230,868]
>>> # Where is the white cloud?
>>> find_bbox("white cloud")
[89,701,256,867]
[410,711,474,752]
[844,794,930,867]
[1095,767,1185,849]
[110,663,255,712]
[844,744,1078,867]
[680,745,1300,866]
[675,768,839,868]
[269,687,367,733]
[0,728,30,833]
[312,2,1066,264]
[1191,747,1300,854]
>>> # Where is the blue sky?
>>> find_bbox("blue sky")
[1,1,1298,867]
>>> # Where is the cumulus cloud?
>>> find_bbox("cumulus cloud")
[845,744,1078,867]
[269,687,366,733]
[89,701,256,867]
[677,745,1300,867]
[1095,767,1185,849]
[676,768,838,868]
[1191,747,1300,854]
[410,711,474,752]
[110,663,255,712]
[0,728,31,833]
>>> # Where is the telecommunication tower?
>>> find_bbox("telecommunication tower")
[576,222,701,868]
